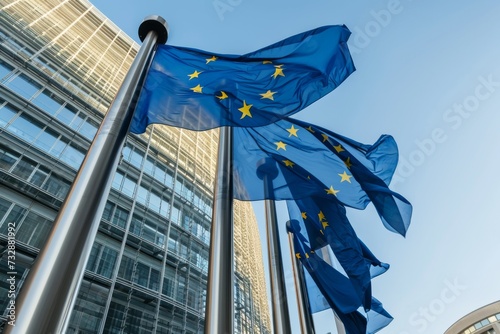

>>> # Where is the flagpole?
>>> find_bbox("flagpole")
[257,158,292,334]
[286,220,316,334]
[4,16,168,334]
[205,126,234,334]
[319,247,347,334]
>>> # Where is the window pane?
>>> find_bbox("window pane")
[171,206,181,225]
[112,206,129,228]
[31,89,63,115]
[135,262,149,287]
[111,171,123,190]
[0,146,20,171]
[11,156,37,179]
[148,192,161,213]
[60,144,84,170]
[143,157,154,175]
[118,256,133,281]
[86,243,102,272]
[129,149,143,168]
[0,197,13,226]
[0,104,17,127]
[136,185,148,206]
[148,268,160,291]
[56,104,77,126]
[7,113,43,143]
[102,201,114,221]
[142,220,156,243]
[121,176,137,198]
[16,212,52,248]
[42,173,71,199]
[69,113,85,130]
[29,166,49,187]
[5,73,42,100]
[153,166,166,184]
[0,204,26,235]
[33,128,59,153]
[79,118,98,140]
[97,247,117,278]
[0,60,14,80]
[49,137,66,157]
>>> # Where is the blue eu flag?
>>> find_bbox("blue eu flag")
[287,198,389,310]
[287,219,393,334]
[233,117,411,236]
[130,25,354,133]
[291,118,413,237]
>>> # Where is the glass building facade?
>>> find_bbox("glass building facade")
[0,0,271,332]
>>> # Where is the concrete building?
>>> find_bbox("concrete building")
[444,301,500,334]
[0,0,271,332]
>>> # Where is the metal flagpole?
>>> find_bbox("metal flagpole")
[257,158,292,334]
[5,16,168,334]
[204,126,234,334]
[286,220,316,334]
[320,247,347,334]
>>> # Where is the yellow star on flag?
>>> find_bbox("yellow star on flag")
[301,212,307,219]
[344,157,353,169]
[338,171,352,183]
[283,160,295,168]
[333,144,344,153]
[260,90,276,100]
[238,101,253,119]
[325,186,339,196]
[263,60,273,64]
[318,211,325,221]
[190,84,203,93]
[206,56,217,64]
[216,91,228,100]
[275,141,287,150]
[287,125,299,137]
[305,253,309,259]
[306,126,315,133]
[188,70,202,80]
[322,220,329,229]
[272,65,285,79]
[295,253,301,259]
[321,133,328,142]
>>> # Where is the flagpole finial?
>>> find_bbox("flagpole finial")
[286,219,301,233]
[256,158,279,180]
[139,15,169,44]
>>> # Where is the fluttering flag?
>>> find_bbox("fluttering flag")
[232,117,412,236]
[291,118,412,236]
[287,219,393,334]
[287,197,389,310]
[130,25,354,133]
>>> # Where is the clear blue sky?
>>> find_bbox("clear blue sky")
[88,0,500,333]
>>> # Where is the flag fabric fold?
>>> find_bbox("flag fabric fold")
[291,118,412,236]
[130,25,355,133]
[233,117,411,236]
[287,219,393,334]
[287,198,389,310]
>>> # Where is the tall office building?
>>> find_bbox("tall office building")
[0,0,271,332]
[444,301,500,334]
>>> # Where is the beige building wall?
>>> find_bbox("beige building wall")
[444,301,500,334]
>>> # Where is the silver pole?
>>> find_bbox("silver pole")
[286,221,316,334]
[5,16,168,334]
[257,159,292,334]
[204,126,234,334]
[319,248,346,334]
